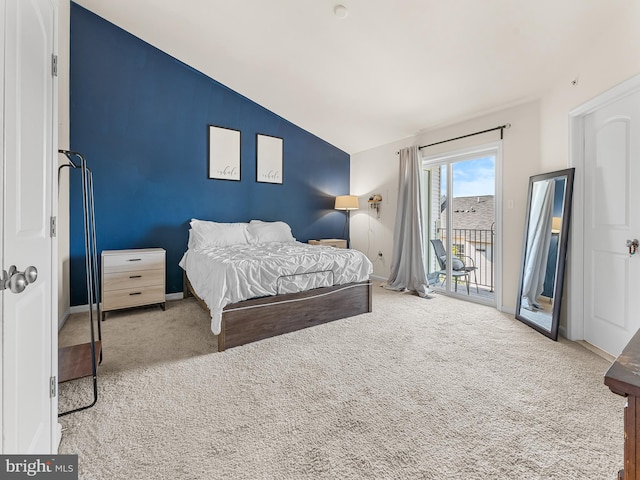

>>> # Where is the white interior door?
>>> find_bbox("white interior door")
[583,90,640,356]
[1,0,58,453]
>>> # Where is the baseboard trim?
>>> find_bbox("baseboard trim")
[558,325,568,340]
[69,303,92,314]
[58,309,70,332]
[55,423,63,453]
[577,340,615,362]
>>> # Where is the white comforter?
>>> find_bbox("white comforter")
[179,241,373,334]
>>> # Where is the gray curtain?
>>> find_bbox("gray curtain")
[521,179,555,309]
[385,146,430,297]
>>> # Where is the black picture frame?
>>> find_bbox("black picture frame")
[256,133,283,184]
[208,125,241,181]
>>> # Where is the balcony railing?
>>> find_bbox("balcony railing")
[434,225,495,292]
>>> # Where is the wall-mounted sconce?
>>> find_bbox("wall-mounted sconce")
[368,194,382,218]
[335,195,359,239]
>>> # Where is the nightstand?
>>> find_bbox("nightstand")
[101,248,166,320]
[308,238,347,249]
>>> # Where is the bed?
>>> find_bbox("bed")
[180,219,373,351]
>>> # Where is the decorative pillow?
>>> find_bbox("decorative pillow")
[188,219,250,249]
[439,255,465,270]
[247,220,296,244]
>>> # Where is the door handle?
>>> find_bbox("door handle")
[627,239,639,256]
[1,265,38,294]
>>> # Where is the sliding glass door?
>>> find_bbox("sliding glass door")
[424,146,500,305]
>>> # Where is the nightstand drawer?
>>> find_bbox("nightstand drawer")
[102,284,165,311]
[103,250,164,273]
[103,269,164,292]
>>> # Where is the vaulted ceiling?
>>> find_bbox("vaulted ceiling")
[73,0,631,154]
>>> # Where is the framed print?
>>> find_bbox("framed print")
[256,134,283,184]
[208,125,240,181]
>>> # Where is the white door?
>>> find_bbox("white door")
[583,89,640,356]
[1,0,58,453]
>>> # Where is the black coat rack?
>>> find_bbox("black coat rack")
[57,150,102,416]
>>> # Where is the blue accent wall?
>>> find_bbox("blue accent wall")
[553,178,566,217]
[69,3,350,306]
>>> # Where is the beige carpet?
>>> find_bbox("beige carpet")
[58,286,623,479]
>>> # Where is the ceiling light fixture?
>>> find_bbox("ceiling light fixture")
[334,4,348,18]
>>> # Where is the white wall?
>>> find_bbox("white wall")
[351,101,540,312]
[350,1,640,316]
[350,137,408,280]
[541,1,640,170]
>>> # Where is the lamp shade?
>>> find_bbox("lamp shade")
[335,195,359,210]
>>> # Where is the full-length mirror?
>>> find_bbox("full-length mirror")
[515,168,575,340]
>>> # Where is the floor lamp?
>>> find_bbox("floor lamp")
[335,195,359,242]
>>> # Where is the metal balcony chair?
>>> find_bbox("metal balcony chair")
[430,239,479,294]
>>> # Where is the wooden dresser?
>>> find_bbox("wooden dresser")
[101,248,166,320]
[605,328,640,479]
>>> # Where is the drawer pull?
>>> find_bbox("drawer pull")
[129,275,142,279]
[129,292,142,296]
[128,258,142,262]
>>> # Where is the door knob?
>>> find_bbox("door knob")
[627,239,639,256]
[1,265,38,294]
[8,272,27,294]
[24,266,38,284]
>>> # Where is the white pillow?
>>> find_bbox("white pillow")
[247,220,295,244]
[189,219,250,249]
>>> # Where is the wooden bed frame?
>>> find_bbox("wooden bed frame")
[183,272,372,351]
